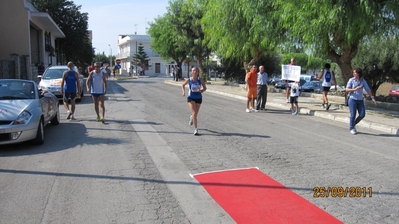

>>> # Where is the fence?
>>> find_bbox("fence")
[0,56,30,80]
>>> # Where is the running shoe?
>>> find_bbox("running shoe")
[246,109,251,113]
[350,128,357,135]
[70,114,75,120]
[189,115,193,126]
[326,103,331,111]
[194,128,198,135]
[96,116,101,122]
[100,117,105,123]
[66,111,72,119]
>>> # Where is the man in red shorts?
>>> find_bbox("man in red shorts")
[245,65,258,112]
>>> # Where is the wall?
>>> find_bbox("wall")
[0,0,31,61]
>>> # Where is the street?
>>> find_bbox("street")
[1,77,398,224]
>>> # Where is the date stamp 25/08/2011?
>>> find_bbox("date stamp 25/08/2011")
[313,186,372,198]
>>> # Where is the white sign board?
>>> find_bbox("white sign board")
[281,65,301,81]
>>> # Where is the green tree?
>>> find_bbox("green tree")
[352,35,399,95]
[281,53,308,73]
[217,57,246,82]
[132,44,150,72]
[275,0,399,83]
[255,53,282,76]
[94,53,110,65]
[148,13,188,79]
[307,57,325,75]
[202,0,283,74]
[31,0,94,68]
[170,0,212,78]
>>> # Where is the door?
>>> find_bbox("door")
[155,63,160,73]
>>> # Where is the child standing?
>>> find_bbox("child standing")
[290,81,300,115]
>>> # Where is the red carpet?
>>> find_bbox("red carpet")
[192,167,342,224]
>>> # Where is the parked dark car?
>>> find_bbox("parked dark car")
[275,80,287,89]
[389,85,399,97]
[301,81,323,92]
[269,77,281,86]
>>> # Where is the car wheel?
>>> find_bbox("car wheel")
[51,108,60,125]
[33,118,45,145]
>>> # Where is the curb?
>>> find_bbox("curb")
[165,81,399,135]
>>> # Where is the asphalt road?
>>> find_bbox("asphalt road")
[0,77,398,224]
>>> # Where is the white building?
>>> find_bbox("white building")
[116,34,172,76]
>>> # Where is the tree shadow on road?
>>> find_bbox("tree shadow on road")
[199,128,270,139]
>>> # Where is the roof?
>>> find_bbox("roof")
[30,12,65,38]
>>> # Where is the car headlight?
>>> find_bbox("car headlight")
[13,110,32,125]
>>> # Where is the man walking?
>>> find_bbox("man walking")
[61,61,81,120]
[86,62,107,123]
[256,65,269,111]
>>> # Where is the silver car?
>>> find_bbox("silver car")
[38,65,84,101]
[0,79,60,145]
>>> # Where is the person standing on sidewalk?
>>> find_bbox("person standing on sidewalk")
[61,61,81,120]
[256,65,268,111]
[289,80,300,115]
[172,66,176,81]
[315,63,337,110]
[86,62,107,123]
[284,58,296,103]
[37,62,45,76]
[182,67,206,135]
[245,65,258,112]
[175,66,180,81]
[345,67,376,134]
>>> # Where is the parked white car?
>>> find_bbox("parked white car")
[38,65,84,101]
[330,85,346,92]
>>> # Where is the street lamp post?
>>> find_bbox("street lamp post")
[108,44,112,69]
[135,41,138,76]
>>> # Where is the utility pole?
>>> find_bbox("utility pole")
[108,44,112,69]
[135,41,138,76]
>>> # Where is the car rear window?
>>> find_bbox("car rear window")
[391,86,399,91]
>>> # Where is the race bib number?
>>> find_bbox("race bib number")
[191,83,201,92]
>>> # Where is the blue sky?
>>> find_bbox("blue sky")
[72,0,169,55]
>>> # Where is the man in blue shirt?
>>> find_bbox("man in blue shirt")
[61,61,81,120]
[256,65,269,111]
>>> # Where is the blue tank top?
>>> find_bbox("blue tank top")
[188,77,202,99]
[64,70,77,92]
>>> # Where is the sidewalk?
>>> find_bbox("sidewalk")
[165,80,399,135]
